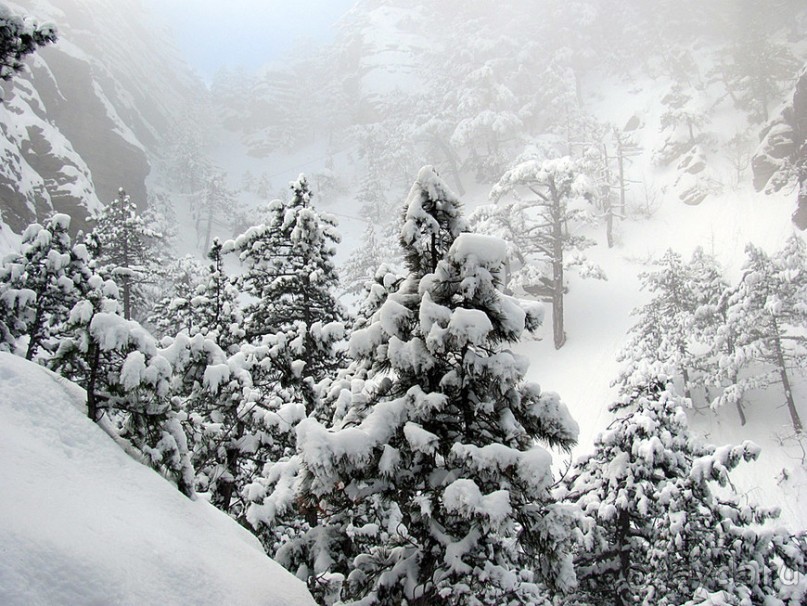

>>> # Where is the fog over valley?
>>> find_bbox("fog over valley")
[1,1,807,604]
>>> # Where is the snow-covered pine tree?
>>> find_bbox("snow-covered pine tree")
[195,172,238,252]
[163,330,266,514]
[341,220,403,296]
[714,0,800,124]
[168,118,212,195]
[617,250,702,399]
[287,166,580,604]
[561,374,807,605]
[189,238,244,352]
[489,156,600,349]
[50,275,194,496]
[87,188,164,321]
[711,237,807,434]
[228,174,347,411]
[655,82,710,166]
[148,239,244,351]
[0,214,91,360]
[147,254,207,338]
[204,176,347,537]
[0,4,56,85]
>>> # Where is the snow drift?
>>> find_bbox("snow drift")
[0,352,315,606]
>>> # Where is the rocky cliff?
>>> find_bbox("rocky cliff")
[0,0,203,236]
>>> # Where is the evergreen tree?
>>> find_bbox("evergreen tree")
[714,0,800,123]
[617,250,699,399]
[228,174,347,409]
[190,238,244,352]
[562,376,807,605]
[0,4,56,86]
[195,172,238,252]
[711,237,807,434]
[210,177,348,528]
[147,254,207,339]
[50,275,194,496]
[341,220,403,296]
[281,166,580,604]
[0,214,91,360]
[87,188,164,321]
[489,157,600,349]
[165,331,269,515]
[655,83,710,166]
[168,118,212,194]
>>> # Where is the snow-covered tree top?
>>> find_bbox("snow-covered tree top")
[400,165,468,276]
[448,233,508,268]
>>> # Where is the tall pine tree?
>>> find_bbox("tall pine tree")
[281,166,580,604]
[87,188,164,321]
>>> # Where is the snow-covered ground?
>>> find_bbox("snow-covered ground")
[0,352,315,606]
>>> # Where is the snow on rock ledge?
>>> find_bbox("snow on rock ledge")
[0,352,315,606]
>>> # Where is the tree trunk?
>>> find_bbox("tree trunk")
[616,133,626,237]
[602,143,614,249]
[771,318,803,433]
[615,510,632,606]
[552,270,565,349]
[681,365,692,401]
[25,290,47,360]
[86,344,101,421]
[215,446,240,514]
[204,202,214,252]
[736,398,747,426]
[122,221,132,320]
[551,179,566,349]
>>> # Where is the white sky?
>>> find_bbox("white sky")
[146,0,355,80]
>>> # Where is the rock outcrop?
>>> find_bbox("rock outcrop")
[0,0,203,235]
[752,65,807,194]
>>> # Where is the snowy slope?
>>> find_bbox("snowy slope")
[0,352,315,606]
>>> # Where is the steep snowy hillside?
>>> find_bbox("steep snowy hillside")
[0,0,203,235]
[0,352,315,606]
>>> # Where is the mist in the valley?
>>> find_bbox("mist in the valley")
[2,0,807,603]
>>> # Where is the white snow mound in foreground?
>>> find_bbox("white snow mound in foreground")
[0,352,315,606]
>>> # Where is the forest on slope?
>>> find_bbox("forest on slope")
[3,0,807,604]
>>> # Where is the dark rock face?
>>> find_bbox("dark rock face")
[794,68,807,150]
[752,67,806,194]
[0,0,202,237]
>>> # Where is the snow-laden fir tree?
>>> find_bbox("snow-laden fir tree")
[195,172,238,252]
[561,373,807,606]
[188,238,244,352]
[227,174,346,412]
[168,118,212,195]
[162,330,263,514]
[147,254,207,338]
[0,4,56,85]
[655,82,710,166]
[148,239,244,351]
[207,176,347,532]
[281,166,580,605]
[87,188,164,321]
[50,274,194,496]
[487,156,601,349]
[341,220,403,296]
[617,249,703,400]
[714,0,800,124]
[710,236,807,434]
[0,214,91,360]
[228,176,341,335]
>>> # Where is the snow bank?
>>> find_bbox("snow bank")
[0,352,315,606]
